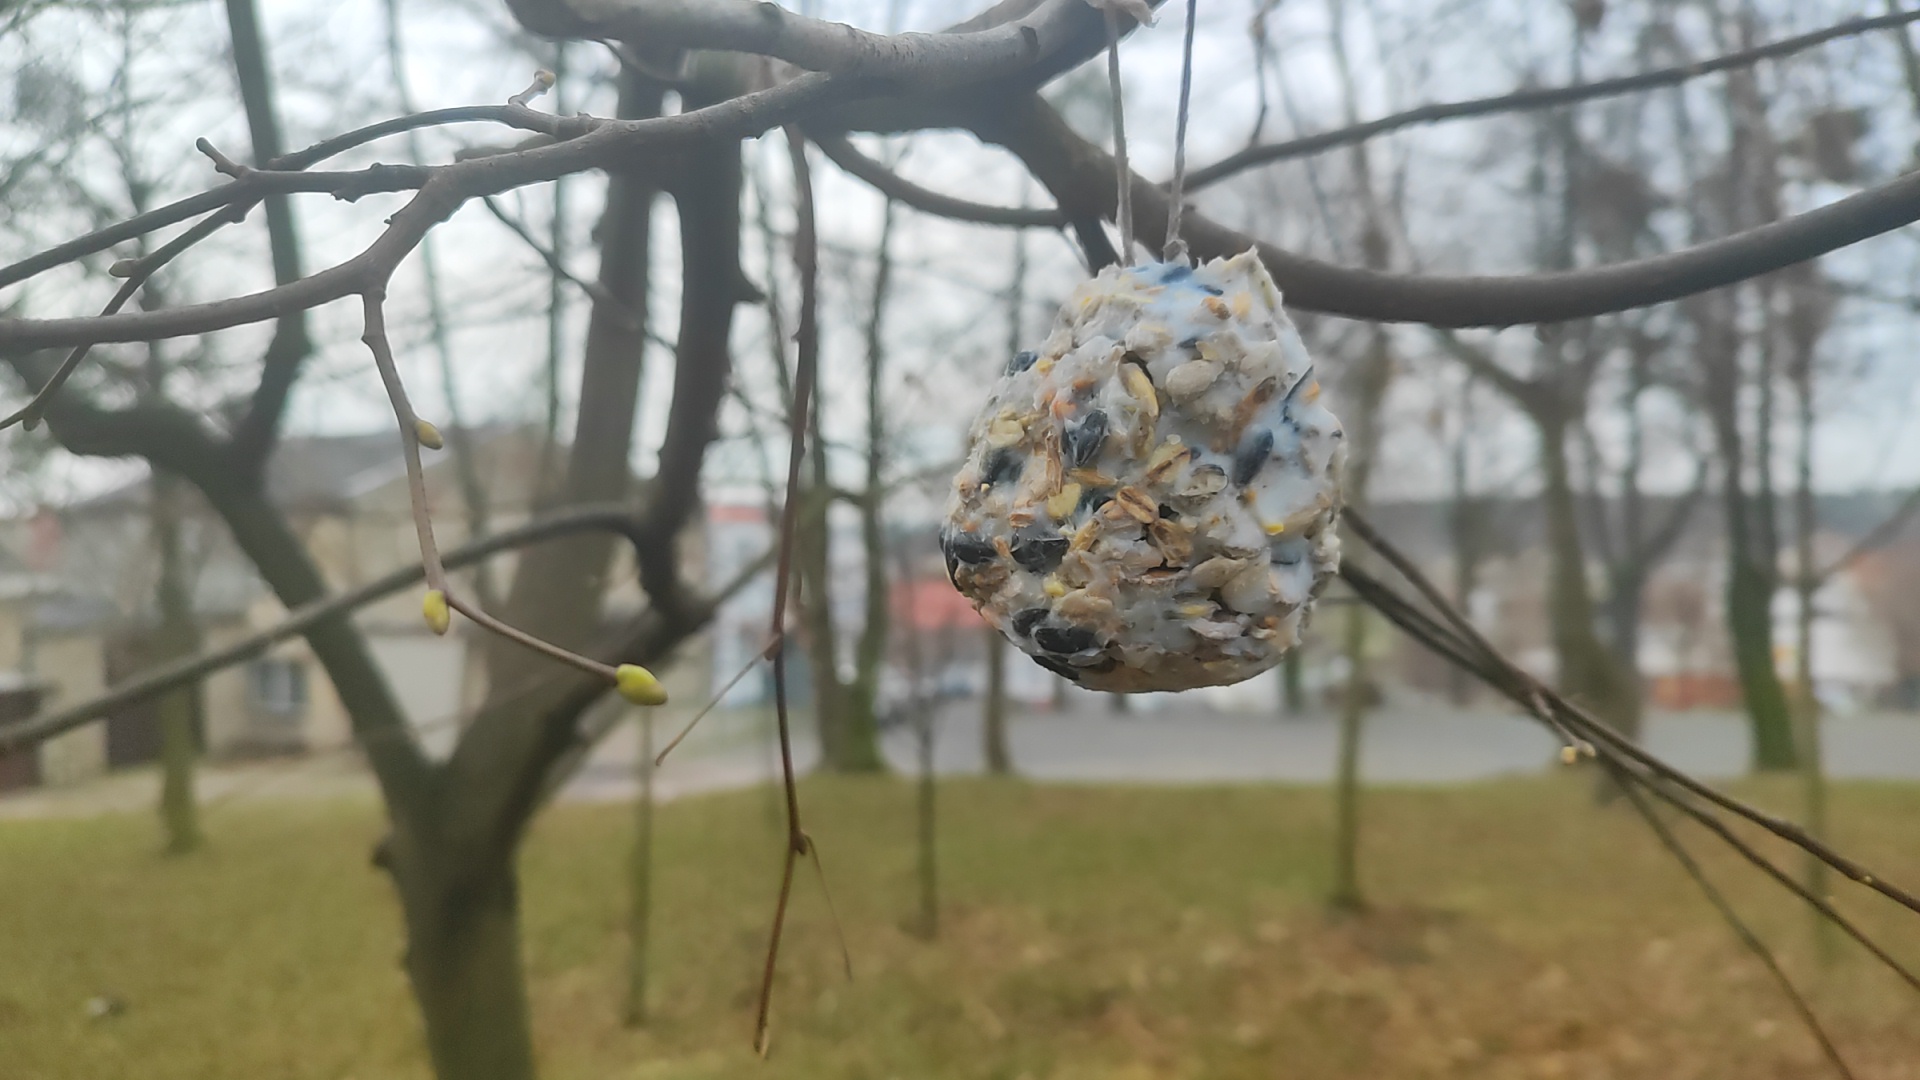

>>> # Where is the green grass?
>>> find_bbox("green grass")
[3,776,1919,1079]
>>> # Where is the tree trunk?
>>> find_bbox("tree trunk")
[152,473,202,855]
[1281,649,1307,715]
[1793,471,1832,963]
[1329,597,1368,913]
[1537,410,1640,740]
[626,708,654,1025]
[981,627,1011,774]
[915,703,938,939]
[400,861,538,1080]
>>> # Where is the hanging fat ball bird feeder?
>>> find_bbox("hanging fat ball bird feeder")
[942,251,1346,692]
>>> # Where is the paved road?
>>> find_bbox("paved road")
[6,696,1916,819]
[561,695,1920,802]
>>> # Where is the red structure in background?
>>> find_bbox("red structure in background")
[892,577,985,632]
[1648,673,1743,710]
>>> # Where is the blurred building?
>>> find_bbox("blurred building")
[1372,492,1909,712]
[0,427,560,789]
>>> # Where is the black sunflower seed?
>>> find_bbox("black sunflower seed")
[1034,625,1098,654]
[1063,409,1109,469]
[1078,486,1115,515]
[1010,534,1069,573]
[1232,429,1275,486]
[943,531,997,566]
[1006,350,1039,376]
[1082,654,1120,674]
[1012,608,1049,637]
[983,447,1022,487]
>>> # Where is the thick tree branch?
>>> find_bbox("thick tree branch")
[503,0,1111,85]
[989,94,1920,326]
[1188,8,1920,191]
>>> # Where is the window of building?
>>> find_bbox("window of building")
[247,658,308,721]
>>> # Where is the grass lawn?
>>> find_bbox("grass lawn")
[2,775,1918,1079]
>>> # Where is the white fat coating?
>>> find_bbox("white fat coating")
[941,250,1346,693]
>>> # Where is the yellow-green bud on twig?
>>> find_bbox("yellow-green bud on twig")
[422,589,450,635]
[615,664,668,706]
[414,418,444,450]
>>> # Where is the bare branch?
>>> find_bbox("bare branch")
[0,105,571,293]
[810,131,1065,227]
[0,73,858,351]
[504,0,1115,85]
[1340,509,1920,918]
[992,95,1920,326]
[480,195,649,327]
[1188,8,1920,191]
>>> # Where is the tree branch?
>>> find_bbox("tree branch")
[0,105,571,293]
[809,130,1065,227]
[989,94,1920,326]
[502,0,1115,85]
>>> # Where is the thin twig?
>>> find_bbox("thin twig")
[480,195,646,325]
[445,593,618,681]
[1606,767,1856,1080]
[360,292,447,592]
[754,125,826,1057]
[1343,510,1920,917]
[655,630,783,766]
[4,206,239,432]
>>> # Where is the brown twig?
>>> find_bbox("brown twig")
[1342,508,1920,917]
[4,206,238,432]
[1604,765,1855,1079]
[753,125,826,1057]
[1338,560,1885,1078]
[654,629,784,766]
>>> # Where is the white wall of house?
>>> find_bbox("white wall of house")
[368,631,468,759]
[1773,573,1897,707]
[31,630,105,785]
